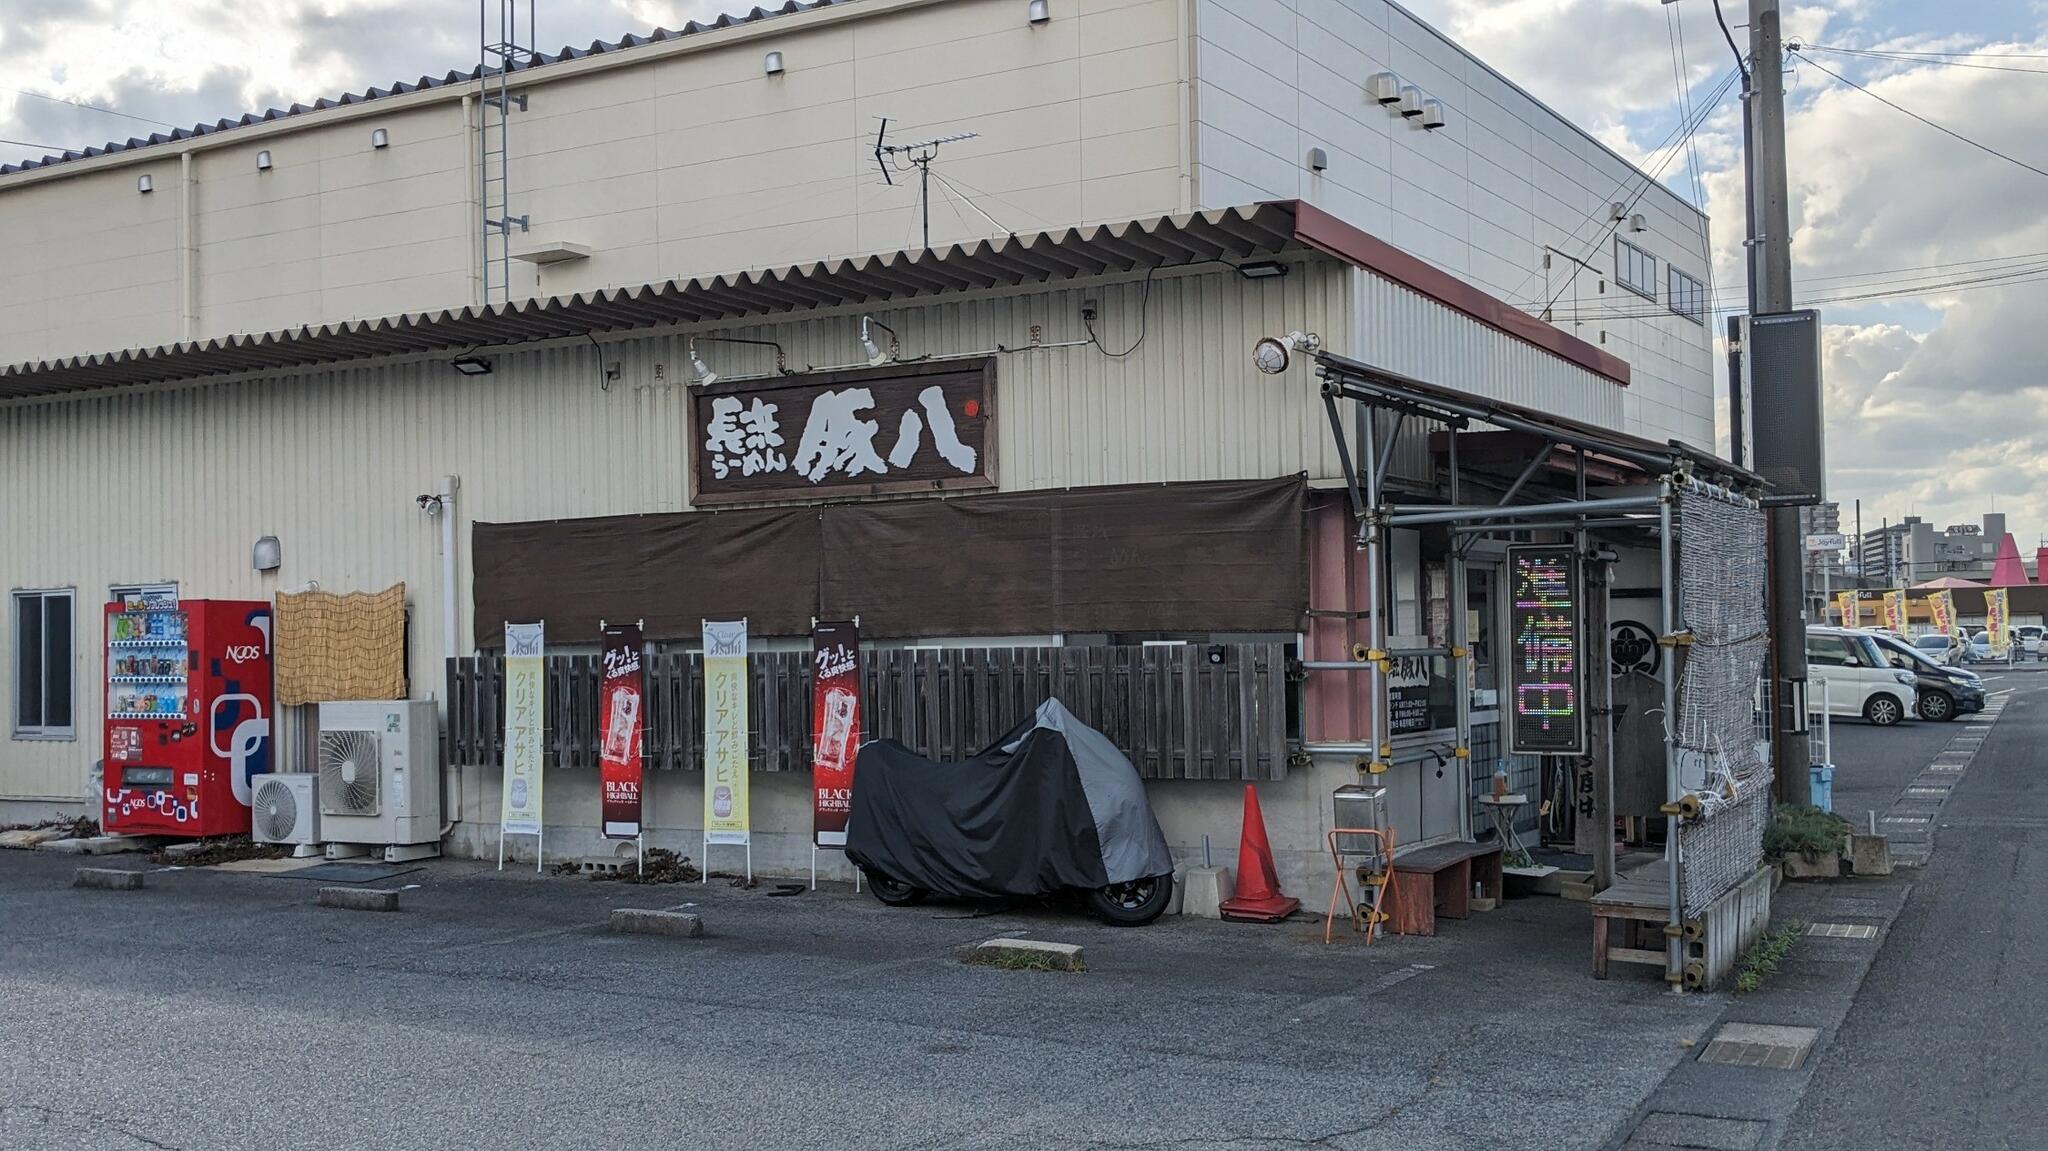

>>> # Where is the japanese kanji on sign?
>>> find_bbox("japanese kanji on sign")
[689,359,995,504]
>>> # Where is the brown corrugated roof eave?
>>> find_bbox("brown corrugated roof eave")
[1281,199,1631,387]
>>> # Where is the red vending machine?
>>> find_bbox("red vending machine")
[102,599,274,838]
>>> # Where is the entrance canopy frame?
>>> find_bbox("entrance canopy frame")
[1306,350,1762,986]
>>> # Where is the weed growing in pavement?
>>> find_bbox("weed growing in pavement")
[1735,921,1804,994]
[1765,805,1850,862]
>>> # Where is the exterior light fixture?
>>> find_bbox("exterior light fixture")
[450,354,492,376]
[1306,146,1328,172]
[370,127,390,149]
[256,149,273,171]
[252,536,282,573]
[763,50,785,75]
[1252,330,1320,375]
[137,174,153,194]
[859,316,899,367]
[688,339,718,386]
[1028,0,1051,24]
[1236,260,1289,280]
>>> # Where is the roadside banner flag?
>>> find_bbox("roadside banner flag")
[1881,590,1908,634]
[1834,590,1857,626]
[811,620,861,848]
[1986,589,2011,655]
[704,619,752,849]
[599,622,646,839]
[1928,591,1957,636]
[500,623,546,862]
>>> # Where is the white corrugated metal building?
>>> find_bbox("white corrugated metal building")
[1,0,1713,894]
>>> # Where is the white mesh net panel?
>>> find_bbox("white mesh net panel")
[1673,485,1771,919]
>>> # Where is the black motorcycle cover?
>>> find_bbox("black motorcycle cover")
[845,700,1171,899]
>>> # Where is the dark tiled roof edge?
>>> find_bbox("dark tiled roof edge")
[0,1,842,176]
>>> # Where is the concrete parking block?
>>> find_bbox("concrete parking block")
[608,908,704,938]
[73,867,145,891]
[1697,1022,1818,1070]
[1179,866,1233,919]
[318,886,401,912]
[971,937,1085,971]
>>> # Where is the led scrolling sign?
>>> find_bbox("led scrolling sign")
[1508,545,1585,755]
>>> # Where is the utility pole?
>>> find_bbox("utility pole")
[1748,0,1813,805]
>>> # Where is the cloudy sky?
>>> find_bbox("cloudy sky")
[3,0,2045,550]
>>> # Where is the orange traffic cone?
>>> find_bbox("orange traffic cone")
[1220,784,1300,922]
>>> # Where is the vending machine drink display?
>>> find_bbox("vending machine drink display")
[102,599,274,838]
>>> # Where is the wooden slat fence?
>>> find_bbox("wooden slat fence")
[446,642,1291,780]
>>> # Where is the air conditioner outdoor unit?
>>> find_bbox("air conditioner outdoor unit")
[316,700,443,862]
[250,772,322,853]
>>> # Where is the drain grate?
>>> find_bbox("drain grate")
[1697,1022,1818,1070]
[1806,922,1879,940]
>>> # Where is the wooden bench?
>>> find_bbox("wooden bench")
[1590,868,1672,979]
[1388,841,1503,936]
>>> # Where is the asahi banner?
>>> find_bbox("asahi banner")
[811,621,861,847]
[599,623,646,839]
[703,619,752,845]
[500,622,545,838]
[690,359,995,505]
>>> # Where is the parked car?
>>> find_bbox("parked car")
[1868,631,1987,722]
[1965,634,1999,664]
[1911,631,1964,667]
[2017,624,2045,661]
[1806,626,1919,726]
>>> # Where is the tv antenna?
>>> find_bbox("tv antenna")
[873,117,980,251]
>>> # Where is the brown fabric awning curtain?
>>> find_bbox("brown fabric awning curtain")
[473,477,1306,645]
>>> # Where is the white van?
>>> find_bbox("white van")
[1806,626,1919,726]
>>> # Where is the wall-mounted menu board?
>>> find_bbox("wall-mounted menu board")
[1509,545,1584,755]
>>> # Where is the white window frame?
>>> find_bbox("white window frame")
[1667,266,1706,324]
[1615,236,1657,300]
[12,587,76,741]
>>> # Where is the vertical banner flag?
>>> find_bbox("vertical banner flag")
[811,621,861,847]
[703,619,752,845]
[1881,590,1908,634]
[599,623,646,839]
[500,623,545,837]
[1834,590,1857,627]
[1986,589,2011,655]
[1928,591,1956,636]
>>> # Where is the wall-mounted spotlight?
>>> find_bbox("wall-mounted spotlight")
[450,354,492,376]
[688,338,718,386]
[1236,259,1289,280]
[370,127,390,149]
[137,174,154,194]
[1028,0,1051,24]
[1252,330,1321,375]
[256,149,273,171]
[763,50,785,75]
[859,316,899,367]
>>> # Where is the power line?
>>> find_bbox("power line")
[1,136,66,152]
[1796,43,2048,77]
[1535,67,1742,322]
[1540,260,2048,322]
[1792,50,2048,181]
[1521,251,2048,313]
[2,86,178,130]
[1802,43,2048,61]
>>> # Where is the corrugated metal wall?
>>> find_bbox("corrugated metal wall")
[0,255,1627,803]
